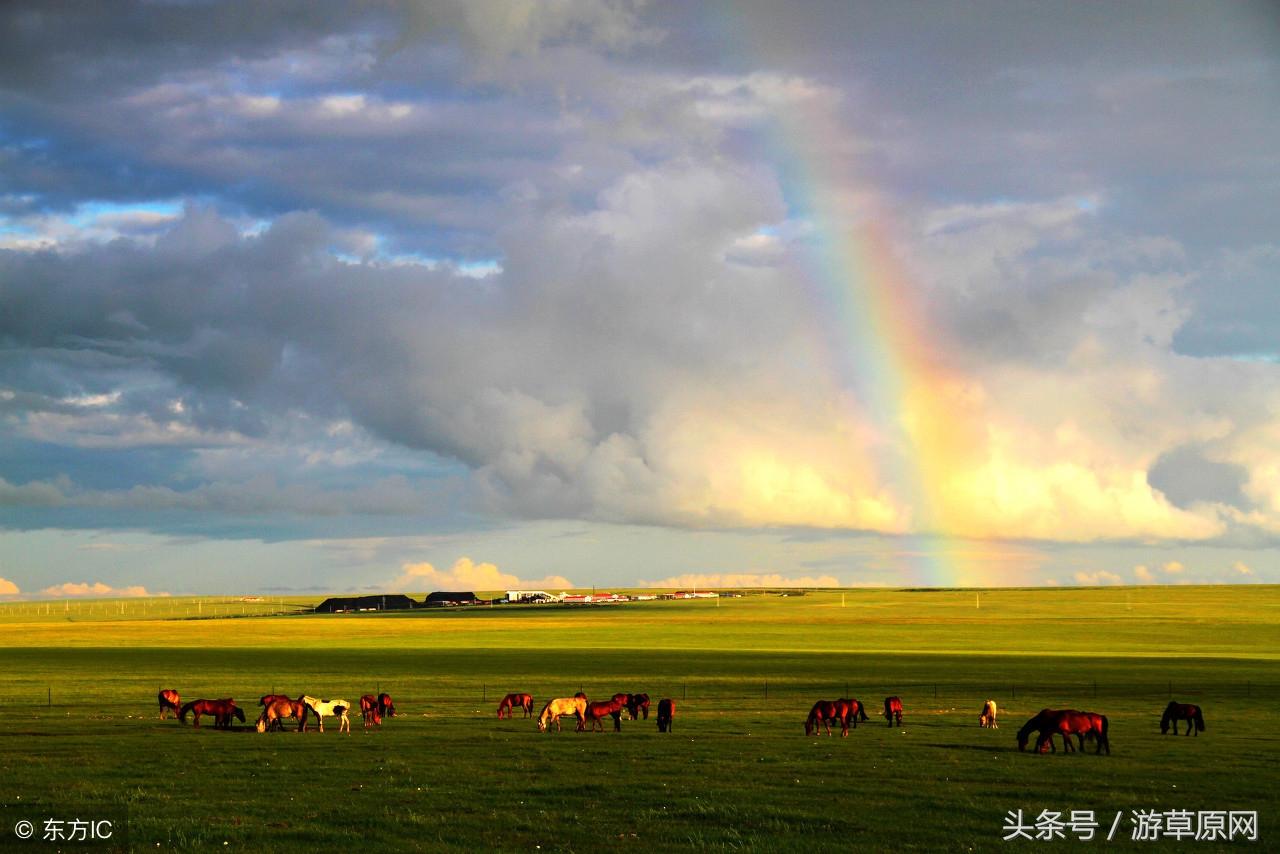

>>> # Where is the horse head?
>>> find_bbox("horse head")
[255,716,268,733]
[233,705,246,723]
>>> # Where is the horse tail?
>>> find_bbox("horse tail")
[859,701,869,722]
[1194,707,1205,732]
[179,700,196,724]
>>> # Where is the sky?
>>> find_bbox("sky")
[1,1,1278,597]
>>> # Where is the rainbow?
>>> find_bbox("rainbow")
[768,101,984,587]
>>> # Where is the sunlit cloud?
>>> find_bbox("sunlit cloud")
[1072,570,1125,586]
[392,557,572,592]
[39,581,167,598]
[0,577,19,597]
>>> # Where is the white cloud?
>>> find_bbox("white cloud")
[0,577,19,596]
[1231,561,1253,576]
[639,572,842,589]
[392,557,572,592]
[1161,561,1185,574]
[39,581,166,598]
[1134,565,1154,582]
[1072,570,1124,586]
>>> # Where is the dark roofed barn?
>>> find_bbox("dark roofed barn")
[315,594,417,613]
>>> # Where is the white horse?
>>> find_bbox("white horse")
[979,699,998,728]
[301,695,351,733]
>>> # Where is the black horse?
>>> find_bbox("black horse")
[1161,701,1205,736]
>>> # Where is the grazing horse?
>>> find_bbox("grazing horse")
[656,698,675,732]
[497,693,534,719]
[1017,709,1110,755]
[256,698,308,733]
[360,695,383,728]
[584,696,626,732]
[180,699,244,729]
[257,694,295,731]
[301,695,351,733]
[979,700,999,728]
[1161,701,1205,735]
[835,698,869,734]
[805,700,841,736]
[537,696,587,732]
[626,693,651,721]
[884,696,904,727]
[158,689,180,720]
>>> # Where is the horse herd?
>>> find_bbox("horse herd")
[518,692,677,733]
[157,689,398,733]
[157,687,1208,753]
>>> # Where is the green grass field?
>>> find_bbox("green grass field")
[0,587,1276,851]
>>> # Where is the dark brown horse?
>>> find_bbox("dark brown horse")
[884,696,903,727]
[626,693,651,720]
[583,696,626,732]
[180,698,244,729]
[376,693,396,718]
[256,698,308,733]
[656,698,675,732]
[497,693,534,719]
[805,700,842,736]
[158,689,180,720]
[1017,709,1110,755]
[1161,701,1205,735]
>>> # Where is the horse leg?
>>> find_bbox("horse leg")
[1185,719,1192,736]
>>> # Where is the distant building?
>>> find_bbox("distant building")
[672,590,719,599]
[505,590,559,603]
[561,592,628,604]
[314,594,417,613]
[423,591,480,607]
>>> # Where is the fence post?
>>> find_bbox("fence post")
[934,683,937,699]
[682,684,686,701]
[47,686,51,708]
[764,680,768,701]
[1093,680,1096,698]
[1012,683,1016,700]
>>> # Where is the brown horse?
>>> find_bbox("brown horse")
[656,698,675,732]
[584,696,626,732]
[979,699,999,728]
[158,689,180,720]
[1161,701,1205,735]
[257,694,295,731]
[1017,709,1110,755]
[180,698,244,729]
[497,693,534,719]
[805,700,841,736]
[884,696,903,727]
[256,698,308,733]
[360,695,383,728]
[833,698,869,735]
[626,693,651,721]
[537,697,588,732]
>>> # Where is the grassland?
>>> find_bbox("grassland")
[0,587,1276,851]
